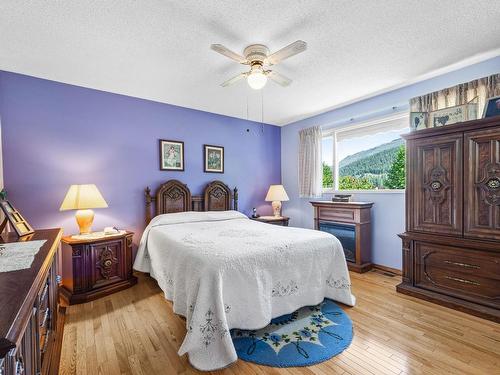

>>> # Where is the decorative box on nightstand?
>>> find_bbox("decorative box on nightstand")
[250,215,290,226]
[60,231,137,305]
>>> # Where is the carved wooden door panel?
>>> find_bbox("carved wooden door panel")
[408,133,463,235]
[90,240,125,289]
[464,128,500,240]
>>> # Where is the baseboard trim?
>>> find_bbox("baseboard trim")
[372,263,402,276]
[347,262,372,273]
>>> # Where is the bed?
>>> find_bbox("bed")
[133,179,355,371]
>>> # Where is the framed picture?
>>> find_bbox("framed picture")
[0,199,35,237]
[482,95,500,118]
[159,139,184,171]
[410,112,428,131]
[429,105,465,127]
[204,145,224,173]
[429,101,477,128]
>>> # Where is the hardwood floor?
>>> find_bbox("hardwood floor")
[59,270,500,375]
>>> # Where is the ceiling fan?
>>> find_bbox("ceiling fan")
[210,40,307,90]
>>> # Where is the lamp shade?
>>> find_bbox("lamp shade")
[265,185,289,202]
[59,184,108,211]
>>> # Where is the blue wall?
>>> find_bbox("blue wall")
[281,56,500,270]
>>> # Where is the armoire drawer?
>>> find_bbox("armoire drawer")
[414,242,500,308]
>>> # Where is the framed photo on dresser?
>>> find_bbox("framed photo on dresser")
[159,139,184,171]
[0,199,35,237]
[482,95,500,118]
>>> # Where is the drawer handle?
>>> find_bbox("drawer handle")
[39,282,49,303]
[15,357,24,375]
[41,330,51,354]
[40,308,50,327]
[445,276,480,286]
[443,260,480,269]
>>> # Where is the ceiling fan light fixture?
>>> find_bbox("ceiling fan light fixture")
[211,41,306,89]
[247,67,267,90]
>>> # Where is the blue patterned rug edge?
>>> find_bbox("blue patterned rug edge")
[235,328,353,368]
[231,299,353,368]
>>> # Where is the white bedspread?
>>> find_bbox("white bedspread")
[134,211,355,371]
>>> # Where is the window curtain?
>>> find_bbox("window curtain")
[298,126,322,198]
[410,73,500,115]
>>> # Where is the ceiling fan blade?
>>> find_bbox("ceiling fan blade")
[211,44,248,64]
[267,70,292,87]
[221,72,247,87]
[266,40,307,65]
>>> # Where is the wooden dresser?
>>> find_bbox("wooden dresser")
[60,231,137,305]
[0,228,63,375]
[398,116,500,322]
[311,201,373,273]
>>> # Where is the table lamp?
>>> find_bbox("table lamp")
[60,184,108,235]
[265,184,289,217]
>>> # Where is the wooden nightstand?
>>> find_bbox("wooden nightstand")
[250,216,290,226]
[60,231,137,305]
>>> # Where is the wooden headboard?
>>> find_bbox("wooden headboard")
[145,180,238,224]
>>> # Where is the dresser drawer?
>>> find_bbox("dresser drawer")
[414,242,500,308]
[318,207,355,223]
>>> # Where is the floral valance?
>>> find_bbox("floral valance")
[410,73,500,115]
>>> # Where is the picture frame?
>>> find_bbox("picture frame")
[429,101,478,128]
[0,199,35,237]
[159,139,184,171]
[410,112,428,131]
[204,145,224,173]
[482,95,500,118]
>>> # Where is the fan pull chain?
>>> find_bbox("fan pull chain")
[246,88,249,121]
[261,89,264,133]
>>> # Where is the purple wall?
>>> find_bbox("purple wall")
[0,71,281,244]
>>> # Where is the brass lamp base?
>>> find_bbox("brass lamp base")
[75,209,95,234]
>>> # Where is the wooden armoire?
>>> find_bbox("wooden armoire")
[398,116,500,323]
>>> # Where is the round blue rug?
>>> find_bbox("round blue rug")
[231,299,353,367]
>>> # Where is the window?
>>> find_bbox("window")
[321,136,334,189]
[322,113,409,191]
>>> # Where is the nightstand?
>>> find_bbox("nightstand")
[60,231,137,305]
[250,215,290,226]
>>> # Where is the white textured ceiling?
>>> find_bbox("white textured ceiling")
[1,1,499,126]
